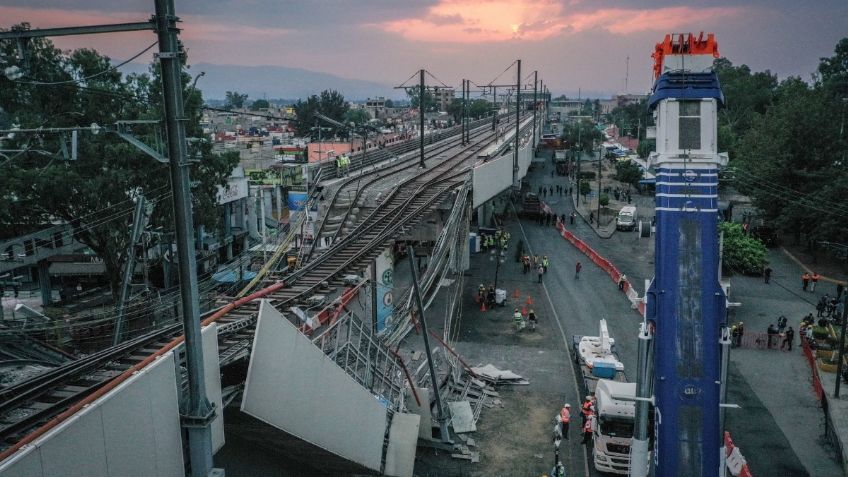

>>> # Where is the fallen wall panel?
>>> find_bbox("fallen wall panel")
[241,300,389,473]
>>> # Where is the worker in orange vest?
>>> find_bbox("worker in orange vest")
[581,395,595,424]
[811,272,820,292]
[559,403,571,439]
[582,414,596,446]
[802,272,810,292]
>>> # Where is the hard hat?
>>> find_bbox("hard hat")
[586,395,592,400]
[564,403,571,408]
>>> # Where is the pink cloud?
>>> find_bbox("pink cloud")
[0,6,291,59]
[373,1,745,43]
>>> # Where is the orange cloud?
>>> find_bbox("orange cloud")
[374,1,744,43]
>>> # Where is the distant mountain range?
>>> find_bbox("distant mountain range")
[119,62,399,102]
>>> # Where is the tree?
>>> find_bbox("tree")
[344,108,370,127]
[469,99,491,119]
[225,91,248,109]
[407,88,437,112]
[615,160,643,188]
[293,89,350,138]
[0,33,237,300]
[250,98,270,110]
[599,193,610,208]
[560,118,603,152]
[579,180,591,202]
[720,222,767,275]
[384,99,394,108]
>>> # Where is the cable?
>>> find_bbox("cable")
[424,70,450,89]
[487,60,517,86]
[730,168,848,218]
[14,42,159,87]
[395,70,421,89]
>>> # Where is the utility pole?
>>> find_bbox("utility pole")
[113,194,147,346]
[461,79,467,145]
[407,245,451,445]
[419,69,426,168]
[0,3,217,474]
[514,59,521,187]
[154,1,216,474]
[532,71,538,151]
[597,143,602,227]
[492,86,498,131]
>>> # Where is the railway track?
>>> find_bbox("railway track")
[0,324,183,450]
[0,113,535,450]
[306,117,513,263]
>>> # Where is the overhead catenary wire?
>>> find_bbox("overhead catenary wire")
[424,70,450,89]
[487,60,517,86]
[13,41,159,86]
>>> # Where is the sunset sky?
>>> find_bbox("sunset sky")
[1,1,846,97]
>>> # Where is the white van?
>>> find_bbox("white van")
[616,206,638,231]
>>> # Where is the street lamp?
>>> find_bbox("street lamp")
[490,248,506,291]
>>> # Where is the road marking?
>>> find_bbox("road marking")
[514,208,591,477]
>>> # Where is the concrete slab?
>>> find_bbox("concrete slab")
[448,401,477,433]
[384,412,421,477]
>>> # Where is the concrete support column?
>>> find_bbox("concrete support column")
[37,259,51,307]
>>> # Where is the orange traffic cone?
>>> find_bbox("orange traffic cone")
[480,300,487,312]
[512,288,521,299]
[521,304,527,315]
[526,296,534,306]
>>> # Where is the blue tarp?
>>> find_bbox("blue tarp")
[212,269,257,283]
[648,72,724,111]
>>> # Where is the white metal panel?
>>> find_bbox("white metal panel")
[201,324,226,453]
[0,446,42,477]
[472,153,513,208]
[100,362,160,477]
[0,352,184,477]
[147,355,186,477]
[383,413,421,477]
[39,405,109,476]
[242,300,388,472]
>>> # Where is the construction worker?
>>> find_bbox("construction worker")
[542,255,549,273]
[811,272,820,292]
[478,284,486,303]
[581,395,595,425]
[559,403,571,439]
[528,309,537,330]
[581,414,595,446]
[513,308,525,331]
[618,273,627,291]
[802,272,810,291]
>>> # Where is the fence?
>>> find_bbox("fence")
[724,431,754,477]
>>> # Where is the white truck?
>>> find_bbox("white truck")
[572,320,638,475]
[616,205,638,231]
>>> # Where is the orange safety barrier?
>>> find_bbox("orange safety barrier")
[724,431,754,477]
[801,336,825,402]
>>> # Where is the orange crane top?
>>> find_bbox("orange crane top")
[652,32,720,81]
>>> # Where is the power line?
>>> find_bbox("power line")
[487,60,517,86]
[13,41,159,86]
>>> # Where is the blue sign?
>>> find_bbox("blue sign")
[287,192,307,211]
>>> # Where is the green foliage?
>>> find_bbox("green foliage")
[716,38,848,245]
[579,180,591,198]
[249,98,270,110]
[637,138,655,158]
[607,100,651,139]
[293,89,349,138]
[468,99,491,119]
[344,108,370,127]
[225,91,248,109]
[599,194,610,207]
[720,222,768,275]
[407,88,437,112]
[615,160,643,187]
[0,33,237,298]
[560,118,603,151]
[384,99,394,108]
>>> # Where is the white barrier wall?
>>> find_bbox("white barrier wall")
[242,300,389,473]
[0,352,185,477]
[472,152,513,208]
